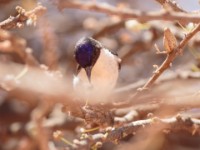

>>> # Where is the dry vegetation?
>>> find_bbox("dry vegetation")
[0,0,200,150]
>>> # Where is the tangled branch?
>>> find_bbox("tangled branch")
[67,115,200,149]
[0,4,46,30]
[56,0,200,23]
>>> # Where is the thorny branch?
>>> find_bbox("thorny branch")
[140,24,200,90]
[113,23,200,108]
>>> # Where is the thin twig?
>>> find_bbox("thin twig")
[141,23,200,87]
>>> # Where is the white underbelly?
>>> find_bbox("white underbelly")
[73,49,119,100]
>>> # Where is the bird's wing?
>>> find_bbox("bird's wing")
[110,51,121,70]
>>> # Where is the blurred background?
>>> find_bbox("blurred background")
[0,0,200,150]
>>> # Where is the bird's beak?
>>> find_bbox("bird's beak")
[85,67,92,82]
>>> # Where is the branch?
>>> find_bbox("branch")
[142,24,200,89]
[72,115,200,149]
[56,0,200,24]
[0,4,46,30]
[114,23,200,107]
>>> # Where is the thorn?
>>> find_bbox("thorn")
[153,64,159,70]
[153,65,159,74]
[154,43,161,53]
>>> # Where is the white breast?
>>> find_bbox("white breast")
[73,48,120,101]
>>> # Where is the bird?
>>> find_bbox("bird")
[73,37,121,103]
